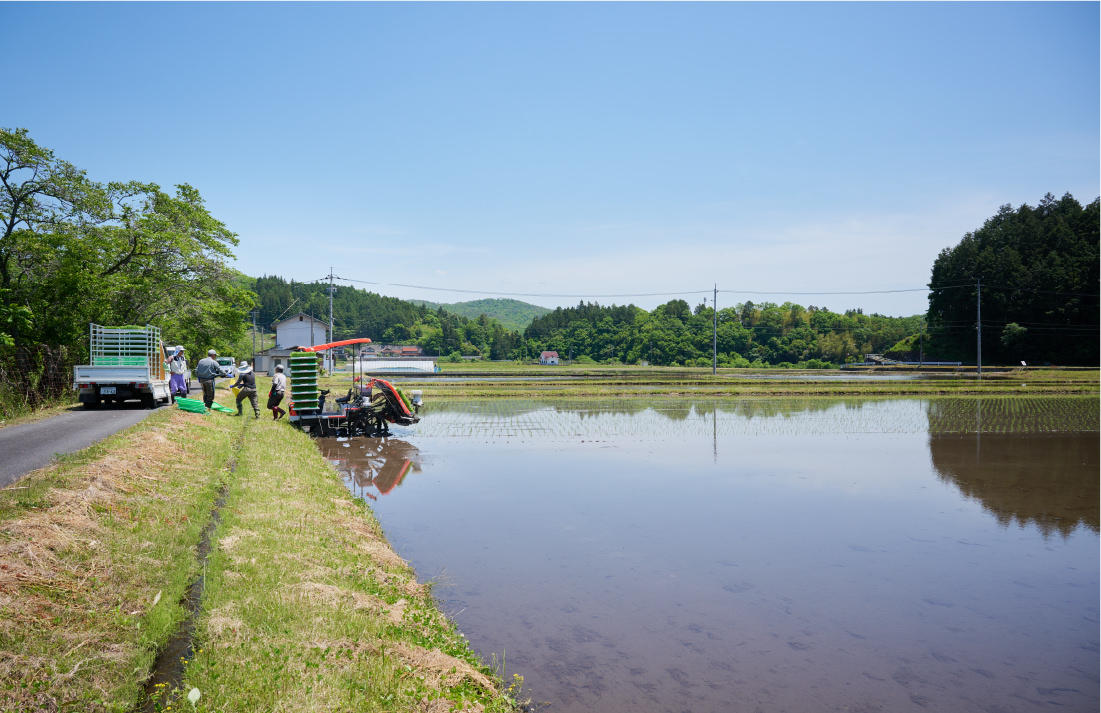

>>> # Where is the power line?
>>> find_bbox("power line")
[281,273,1099,302]
[332,275,712,299]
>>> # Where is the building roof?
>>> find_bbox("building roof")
[541,351,559,358]
[270,312,328,329]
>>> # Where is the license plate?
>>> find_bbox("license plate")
[100,386,116,395]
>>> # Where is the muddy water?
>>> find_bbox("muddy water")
[317,398,1099,713]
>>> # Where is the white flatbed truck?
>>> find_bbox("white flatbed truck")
[73,324,173,409]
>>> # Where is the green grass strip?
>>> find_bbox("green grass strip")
[0,379,521,712]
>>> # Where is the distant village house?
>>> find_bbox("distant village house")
[540,351,559,365]
[364,344,424,358]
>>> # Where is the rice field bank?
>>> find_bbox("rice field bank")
[319,363,1098,401]
[0,377,523,713]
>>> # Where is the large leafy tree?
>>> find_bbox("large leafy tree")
[927,193,1099,365]
[1,128,109,347]
[1,128,252,355]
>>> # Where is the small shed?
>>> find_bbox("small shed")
[255,348,296,376]
[540,351,559,365]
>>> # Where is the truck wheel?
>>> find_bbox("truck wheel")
[84,399,100,410]
[141,393,156,409]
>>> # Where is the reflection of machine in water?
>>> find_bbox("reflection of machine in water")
[929,433,1099,538]
[319,438,422,501]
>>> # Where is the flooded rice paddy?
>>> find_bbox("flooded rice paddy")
[319,398,1099,713]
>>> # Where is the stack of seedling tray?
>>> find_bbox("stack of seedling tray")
[288,352,321,415]
[90,323,161,368]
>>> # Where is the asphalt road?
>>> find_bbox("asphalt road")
[0,401,172,489]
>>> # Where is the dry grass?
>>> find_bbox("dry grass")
[0,387,521,712]
[0,409,236,712]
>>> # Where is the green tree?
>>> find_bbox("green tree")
[1,128,108,347]
[1,129,251,355]
[927,193,1099,365]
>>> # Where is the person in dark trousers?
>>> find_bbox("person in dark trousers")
[231,360,259,418]
[268,364,287,420]
[195,349,229,411]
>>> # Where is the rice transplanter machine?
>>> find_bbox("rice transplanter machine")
[285,338,421,437]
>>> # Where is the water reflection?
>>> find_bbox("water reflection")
[413,397,1098,438]
[322,398,1099,713]
[930,433,1099,537]
[316,437,421,500]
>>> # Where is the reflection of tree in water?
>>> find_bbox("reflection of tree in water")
[425,398,862,421]
[929,432,1099,538]
[319,438,422,501]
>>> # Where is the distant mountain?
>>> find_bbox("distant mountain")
[412,298,552,331]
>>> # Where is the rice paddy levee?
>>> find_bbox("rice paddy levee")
[0,384,522,713]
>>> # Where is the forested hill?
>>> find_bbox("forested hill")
[927,192,1099,366]
[248,276,923,365]
[522,300,924,366]
[247,191,1098,367]
[411,298,551,331]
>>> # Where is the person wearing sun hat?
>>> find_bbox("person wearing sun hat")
[230,359,259,418]
[168,345,188,398]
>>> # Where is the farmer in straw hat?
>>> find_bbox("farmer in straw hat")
[230,360,260,418]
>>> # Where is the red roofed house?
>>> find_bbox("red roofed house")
[540,351,559,365]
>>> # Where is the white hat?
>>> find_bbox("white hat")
[208,349,217,356]
[238,360,252,373]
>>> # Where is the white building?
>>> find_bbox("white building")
[272,313,329,349]
[255,313,330,376]
[540,350,559,365]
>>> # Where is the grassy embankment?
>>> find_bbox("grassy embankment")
[322,362,1099,400]
[0,380,522,713]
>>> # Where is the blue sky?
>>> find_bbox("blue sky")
[5,2,1098,317]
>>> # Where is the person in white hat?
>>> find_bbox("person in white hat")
[168,345,188,398]
[230,360,259,418]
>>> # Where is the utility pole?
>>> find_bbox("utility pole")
[328,269,335,372]
[976,278,982,378]
[919,320,924,366]
[712,283,718,375]
[251,309,258,364]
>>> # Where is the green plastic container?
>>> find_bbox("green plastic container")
[176,397,206,414]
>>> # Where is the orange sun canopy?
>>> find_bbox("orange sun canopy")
[295,338,372,352]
